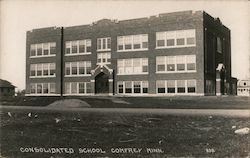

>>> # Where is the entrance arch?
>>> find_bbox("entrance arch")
[95,72,109,94]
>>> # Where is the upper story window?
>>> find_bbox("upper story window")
[156,29,196,49]
[65,61,91,76]
[65,39,91,56]
[117,58,148,75]
[97,37,111,51]
[97,53,111,65]
[117,34,148,52]
[30,63,56,78]
[30,42,56,57]
[156,55,196,73]
[217,37,222,53]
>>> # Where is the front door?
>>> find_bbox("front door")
[95,72,109,94]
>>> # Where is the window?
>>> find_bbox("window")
[86,61,91,74]
[142,58,148,72]
[97,53,111,64]
[65,63,71,75]
[156,32,165,47]
[65,61,91,76]
[125,81,132,93]
[156,57,165,72]
[37,64,42,76]
[176,56,185,71]
[79,82,85,93]
[167,80,175,93]
[86,82,91,93]
[30,84,36,94]
[65,39,91,55]
[133,81,141,93]
[118,82,124,94]
[66,42,71,54]
[187,80,196,93]
[71,62,77,75]
[117,34,148,51]
[142,81,148,93]
[176,30,185,46]
[65,82,71,94]
[156,55,196,73]
[217,37,222,53]
[79,62,85,75]
[37,83,42,94]
[30,64,36,76]
[50,83,56,93]
[157,80,165,93]
[186,55,196,70]
[97,37,111,51]
[43,64,49,76]
[65,82,90,94]
[166,31,176,47]
[37,44,43,56]
[43,83,49,94]
[79,40,86,53]
[166,56,175,71]
[50,43,56,55]
[71,82,77,94]
[50,63,56,76]
[156,29,196,49]
[177,80,185,93]
[117,81,148,94]
[30,42,56,57]
[156,80,196,94]
[117,58,148,75]
[72,41,78,54]
[30,83,56,95]
[43,43,49,55]
[30,44,36,56]
[186,30,196,45]
[30,63,56,78]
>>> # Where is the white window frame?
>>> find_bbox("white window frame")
[117,58,148,75]
[29,83,56,95]
[29,63,56,78]
[65,61,91,77]
[117,34,148,52]
[65,39,92,56]
[117,81,148,95]
[156,55,196,74]
[64,82,91,95]
[156,29,196,49]
[97,37,111,51]
[156,80,196,94]
[30,42,56,58]
[97,52,111,65]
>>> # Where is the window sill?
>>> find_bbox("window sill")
[155,45,196,49]
[117,48,148,52]
[25,94,60,96]
[117,73,148,75]
[65,74,91,77]
[30,76,56,78]
[97,49,111,52]
[30,55,56,58]
[156,71,196,74]
[65,52,92,56]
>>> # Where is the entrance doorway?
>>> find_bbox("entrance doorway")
[95,72,109,94]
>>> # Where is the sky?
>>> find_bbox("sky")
[0,0,249,90]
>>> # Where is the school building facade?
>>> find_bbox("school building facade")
[25,10,237,96]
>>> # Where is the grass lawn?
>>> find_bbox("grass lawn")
[0,96,250,109]
[0,108,249,158]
